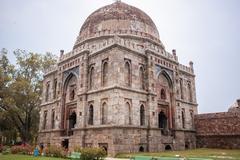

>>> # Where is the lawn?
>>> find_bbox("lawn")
[0,154,65,160]
[116,148,240,160]
[1,149,240,160]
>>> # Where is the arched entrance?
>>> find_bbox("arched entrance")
[165,145,172,151]
[102,146,108,154]
[99,143,108,154]
[61,72,77,135]
[139,146,144,152]
[156,70,174,130]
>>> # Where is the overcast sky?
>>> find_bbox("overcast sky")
[0,0,239,113]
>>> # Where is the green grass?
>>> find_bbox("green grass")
[1,149,240,160]
[0,154,66,160]
[116,148,240,160]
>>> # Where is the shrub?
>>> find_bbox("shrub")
[1,145,10,155]
[11,145,33,155]
[78,147,107,160]
[74,146,82,152]
[45,145,67,158]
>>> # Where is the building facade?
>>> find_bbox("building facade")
[38,1,198,156]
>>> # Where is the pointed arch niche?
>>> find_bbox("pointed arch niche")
[124,60,131,87]
[61,73,78,131]
[156,70,174,130]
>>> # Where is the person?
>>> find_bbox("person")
[33,146,39,157]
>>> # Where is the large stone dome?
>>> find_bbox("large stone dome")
[77,1,159,42]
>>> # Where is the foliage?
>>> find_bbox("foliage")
[11,144,34,155]
[0,48,57,143]
[0,145,10,154]
[44,145,67,158]
[74,147,107,160]
[73,146,82,152]
[0,154,66,160]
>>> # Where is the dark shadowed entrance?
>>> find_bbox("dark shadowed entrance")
[62,139,69,149]
[69,111,76,129]
[158,111,167,129]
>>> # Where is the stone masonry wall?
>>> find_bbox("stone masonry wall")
[195,112,240,149]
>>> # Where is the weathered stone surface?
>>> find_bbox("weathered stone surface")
[38,1,197,156]
[195,104,240,149]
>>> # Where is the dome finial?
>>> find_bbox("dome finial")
[115,0,121,2]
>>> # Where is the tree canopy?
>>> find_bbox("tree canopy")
[0,48,57,144]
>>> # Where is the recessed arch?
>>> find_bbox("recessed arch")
[140,105,145,126]
[61,73,78,130]
[45,82,50,102]
[102,61,108,86]
[180,78,184,99]
[157,70,173,88]
[101,102,108,124]
[125,102,131,125]
[188,82,193,102]
[88,105,94,125]
[124,61,131,86]
[181,109,185,129]
[89,66,95,89]
[139,66,144,89]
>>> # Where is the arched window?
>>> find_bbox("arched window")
[180,78,184,100]
[102,62,108,86]
[51,109,55,129]
[161,89,166,100]
[190,110,194,128]
[53,79,57,99]
[124,61,131,86]
[88,105,94,125]
[140,105,145,126]
[188,82,193,102]
[89,67,94,89]
[139,67,144,89]
[42,111,48,130]
[158,111,167,129]
[125,102,131,125]
[182,109,185,129]
[45,82,50,102]
[101,102,107,124]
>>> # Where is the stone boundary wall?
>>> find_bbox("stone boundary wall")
[195,112,240,149]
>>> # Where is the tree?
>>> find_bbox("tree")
[0,49,57,143]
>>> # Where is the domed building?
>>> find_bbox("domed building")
[38,1,198,155]
[228,99,240,113]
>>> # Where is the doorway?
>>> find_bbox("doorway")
[158,111,167,129]
[69,111,76,129]
[62,139,69,149]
